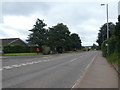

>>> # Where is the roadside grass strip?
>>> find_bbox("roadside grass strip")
[3,53,37,56]
[2,59,50,70]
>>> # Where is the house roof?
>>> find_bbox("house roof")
[0,38,27,46]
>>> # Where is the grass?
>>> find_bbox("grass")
[107,52,120,68]
[3,53,39,56]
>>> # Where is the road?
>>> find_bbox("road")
[2,51,98,88]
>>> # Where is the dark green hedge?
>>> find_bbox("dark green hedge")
[3,45,35,53]
[107,37,117,55]
[116,41,120,59]
[101,38,120,67]
[101,37,117,57]
[101,40,107,57]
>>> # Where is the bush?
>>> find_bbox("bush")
[107,37,117,55]
[101,37,117,57]
[115,41,120,67]
[101,37,120,68]
[116,41,120,58]
[3,45,33,53]
[42,45,50,55]
[101,40,108,57]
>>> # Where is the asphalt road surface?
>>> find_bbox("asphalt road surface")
[2,51,98,88]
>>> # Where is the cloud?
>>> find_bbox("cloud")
[2,2,52,16]
[1,1,119,46]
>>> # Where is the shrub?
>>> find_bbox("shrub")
[107,37,117,55]
[101,40,108,57]
[42,45,50,55]
[3,45,33,53]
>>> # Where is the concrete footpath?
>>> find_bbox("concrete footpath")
[74,51,118,88]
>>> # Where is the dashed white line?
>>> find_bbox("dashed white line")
[2,60,50,70]
[33,61,39,64]
[0,68,3,71]
[26,62,33,65]
[20,63,27,66]
[11,65,20,68]
[3,66,13,69]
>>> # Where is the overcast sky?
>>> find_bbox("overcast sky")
[0,0,119,46]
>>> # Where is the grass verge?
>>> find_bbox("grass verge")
[107,53,120,68]
[3,53,38,56]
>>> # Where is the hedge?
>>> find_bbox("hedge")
[101,37,120,67]
[3,45,35,53]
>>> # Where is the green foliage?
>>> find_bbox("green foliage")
[107,37,117,55]
[70,33,82,50]
[48,23,82,52]
[3,45,32,53]
[42,45,50,55]
[114,16,120,39]
[27,19,82,54]
[115,41,120,59]
[48,23,71,51]
[4,53,37,56]
[96,22,115,48]
[101,40,107,57]
[107,52,118,65]
[100,15,120,68]
[27,19,47,48]
[91,43,98,50]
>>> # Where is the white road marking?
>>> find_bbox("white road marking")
[71,55,97,89]
[3,66,13,69]
[26,62,34,65]
[2,59,51,70]
[0,68,3,71]
[33,61,39,64]
[70,58,78,62]
[20,63,27,66]
[17,64,22,67]
[11,65,20,68]
[72,79,80,88]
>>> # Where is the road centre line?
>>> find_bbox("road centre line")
[2,59,50,70]
[3,66,13,69]
[70,58,78,62]
[2,53,85,71]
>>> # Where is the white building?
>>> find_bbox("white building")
[118,1,120,15]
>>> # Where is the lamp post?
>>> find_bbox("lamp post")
[101,4,109,54]
[101,4,109,39]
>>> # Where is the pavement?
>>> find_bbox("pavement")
[73,51,118,88]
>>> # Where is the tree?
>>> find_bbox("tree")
[96,22,115,48]
[26,19,47,48]
[114,15,120,39]
[27,19,82,54]
[114,15,120,58]
[48,23,71,53]
[91,43,97,50]
[70,33,82,50]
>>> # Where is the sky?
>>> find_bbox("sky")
[0,0,119,46]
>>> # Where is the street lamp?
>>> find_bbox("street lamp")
[101,4,109,54]
[101,4,109,39]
